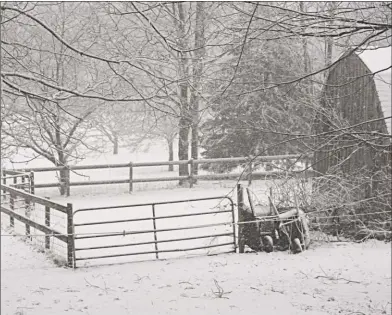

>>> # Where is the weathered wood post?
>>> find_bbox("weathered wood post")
[151,204,159,259]
[45,197,51,250]
[21,175,26,191]
[2,175,6,200]
[129,162,133,193]
[66,203,75,268]
[29,171,35,195]
[25,198,31,240]
[237,184,245,253]
[10,191,15,227]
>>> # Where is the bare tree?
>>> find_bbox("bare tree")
[90,102,153,155]
[1,3,104,194]
[145,113,179,171]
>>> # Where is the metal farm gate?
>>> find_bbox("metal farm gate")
[72,196,236,267]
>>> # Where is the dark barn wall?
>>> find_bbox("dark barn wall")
[313,52,390,200]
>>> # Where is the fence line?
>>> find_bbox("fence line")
[2,209,389,239]
[72,195,236,267]
[1,170,34,196]
[0,184,74,267]
[3,154,311,196]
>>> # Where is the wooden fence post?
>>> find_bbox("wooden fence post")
[29,171,35,195]
[129,162,133,193]
[151,204,159,259]
[66,203,75,268]
[2,176,6,200]
[45,197,51,250]
[237,184,245,253]
[21,175,25,191]
[10,192,14,227]
[25,199,31,240]
[189,159,194,188]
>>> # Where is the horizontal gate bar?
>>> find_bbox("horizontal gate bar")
[74,209,232,227]
[75,232,234,251]
[74,196,234,213]
[75,242,235,261]
[74,221,233,240]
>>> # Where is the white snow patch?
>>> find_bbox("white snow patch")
[2,229,391,315]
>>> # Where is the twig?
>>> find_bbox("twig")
[84,278,113,294]
[179,281,193,285]
[299,270,309,279]
[84,278,101,289]
[134,274,150,283]
[211,279,231,299]
[270,286,285,294]
[315,275,361,284]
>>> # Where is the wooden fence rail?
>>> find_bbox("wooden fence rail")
[1,170,35,195]
[0,184,74,267]
[4,154,311,196]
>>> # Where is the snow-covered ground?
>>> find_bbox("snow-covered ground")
[2,142,391,314]
[2,141,283,267]
[2,231,391,315]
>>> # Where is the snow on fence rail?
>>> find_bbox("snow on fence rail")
[0,184,74,267]
[5,154,312,196]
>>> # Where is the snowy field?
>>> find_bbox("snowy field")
[2,179,271,268]
[2,141,391,314]
[2,231,391,315]
[2,140,283,267]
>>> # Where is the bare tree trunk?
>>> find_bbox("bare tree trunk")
[299,2,312,95]
[325,3,335,78]
[325,38,333,70]
[168,138,174,171]
[53,108,69,196]
[178,112,190,183]
[113,132,119,155]
[190,2,206,184]
[58,165,70,196]
[175,3,190,185]
[190,120,198,177]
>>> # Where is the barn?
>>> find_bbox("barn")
[312,46,391,220]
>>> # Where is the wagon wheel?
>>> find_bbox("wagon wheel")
[292,238,303,254]
[263,235,274,253]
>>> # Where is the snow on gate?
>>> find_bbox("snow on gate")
[72,196,236,267]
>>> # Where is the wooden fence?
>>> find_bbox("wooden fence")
[0,184,74,267]
[1,169,34,195]
[4,154,312,196]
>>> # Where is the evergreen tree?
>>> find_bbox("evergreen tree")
[201,39,313,172]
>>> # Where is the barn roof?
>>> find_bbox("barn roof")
[356,47,391,134]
